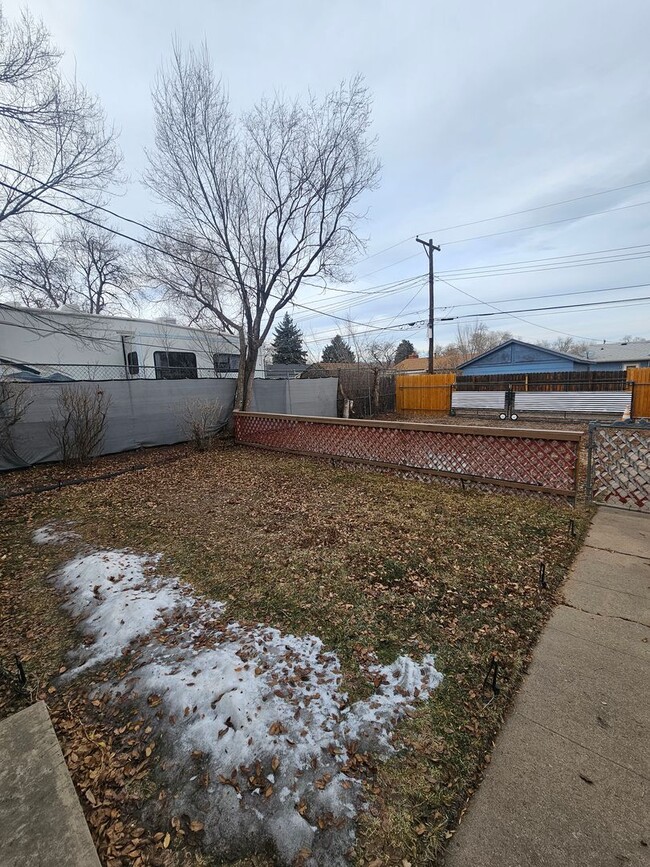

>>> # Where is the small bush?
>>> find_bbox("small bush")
[182,399,224,451]
[49,385,110,464]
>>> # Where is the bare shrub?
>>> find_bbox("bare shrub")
[182,399,223,451]
[0,377,32,460]
[49,385,110,464]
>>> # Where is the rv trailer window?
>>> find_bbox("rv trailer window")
[153,351,198,380]
[127,351,140,376]
[214,353,240,373]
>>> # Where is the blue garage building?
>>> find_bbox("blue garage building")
[458,339,589,376]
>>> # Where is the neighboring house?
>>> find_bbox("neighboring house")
[582,341,650,371]
[303,362,371,375]
[0,304,257,381]
[394,354,458,374]
[265,362,308,379]
[457,339,590,376]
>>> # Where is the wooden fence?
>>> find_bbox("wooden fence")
[629,368,650,418]
[395,368,649,418]
[456,370,628,391]
[396,373,456,412]
[234,411,581,499]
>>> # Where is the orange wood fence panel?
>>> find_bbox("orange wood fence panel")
[628,368,650,418]
[396,373,456,412]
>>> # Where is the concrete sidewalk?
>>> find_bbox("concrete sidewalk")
[445,506,649,867]
[0,701,100,867]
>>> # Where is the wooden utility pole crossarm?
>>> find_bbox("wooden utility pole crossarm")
[416,237,441,374]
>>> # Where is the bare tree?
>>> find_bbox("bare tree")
[0,4,121,227]
[65,223,133,314]
[145,43,379,410]
[436,321,513,367]
[0,215,134,313]
[349,333,395,414]
[48,384,110,463]
[537,336,590,357]
[0,214,72,307]
[138,229,238,333]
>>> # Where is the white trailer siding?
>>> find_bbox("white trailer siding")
[0,306,261,380]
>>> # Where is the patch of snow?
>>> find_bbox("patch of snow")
[55,551,192,672]
[45,536,443,866]
[32,523,80,545]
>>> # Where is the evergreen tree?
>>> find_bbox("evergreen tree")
[321,334,355,363]
[270,313,307,364]
[394,339,417,364]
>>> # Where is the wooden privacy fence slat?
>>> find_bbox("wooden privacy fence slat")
[627,368,650,383]
[457,370,628,391]
[234,411,581,499]
[628,369,650,419]
[632,383,650,419]
[396,373,455,412]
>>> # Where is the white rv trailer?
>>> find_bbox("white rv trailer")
[0,305,260,381]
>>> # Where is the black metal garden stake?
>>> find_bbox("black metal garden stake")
[539,561,547,589]
[483,655,500,695]
[14,655,26,686]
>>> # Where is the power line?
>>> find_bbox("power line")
[437,277,601,343]
[436,289,650,322]
[0,176,391,332]
[292,245,650,324]
[355,177,650,264]
[355,198,650,278]
[420,178,650,238]
[438,242,650,276]
[297,242,650,312]
[5,160,650,314]
[4,166,650,346]
[440,252,650,281]
[301,282,650,342]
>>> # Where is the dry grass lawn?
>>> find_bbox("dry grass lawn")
[0,444,590,866]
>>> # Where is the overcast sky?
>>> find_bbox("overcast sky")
[7,0,650,356]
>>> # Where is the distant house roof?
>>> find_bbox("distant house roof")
[265,363,308,379]
[395,354,458,372]
[395,356,426,372]
[456,338,586,370]
[307,362,372,372]
[324,362,368,370]
[584,341,650,364]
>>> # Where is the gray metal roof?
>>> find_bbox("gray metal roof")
[584,341,650,363]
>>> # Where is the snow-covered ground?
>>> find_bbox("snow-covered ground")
[38,529,443,866]
[32,523,80,545]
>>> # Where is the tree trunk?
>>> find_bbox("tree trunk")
[233,338,259,414]
[227,329,249,437]
[372,369,380,416]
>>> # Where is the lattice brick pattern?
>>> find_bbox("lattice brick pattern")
[591,427,650,511]
[235,414,578,495]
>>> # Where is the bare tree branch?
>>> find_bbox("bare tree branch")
[144,42,379,409]
[0,215,136,314]
[0,5,122,228]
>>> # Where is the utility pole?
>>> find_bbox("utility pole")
[416,237,441,374]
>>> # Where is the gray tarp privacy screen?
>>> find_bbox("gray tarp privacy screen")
[1,377,337,471]
[250,378,338,416]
